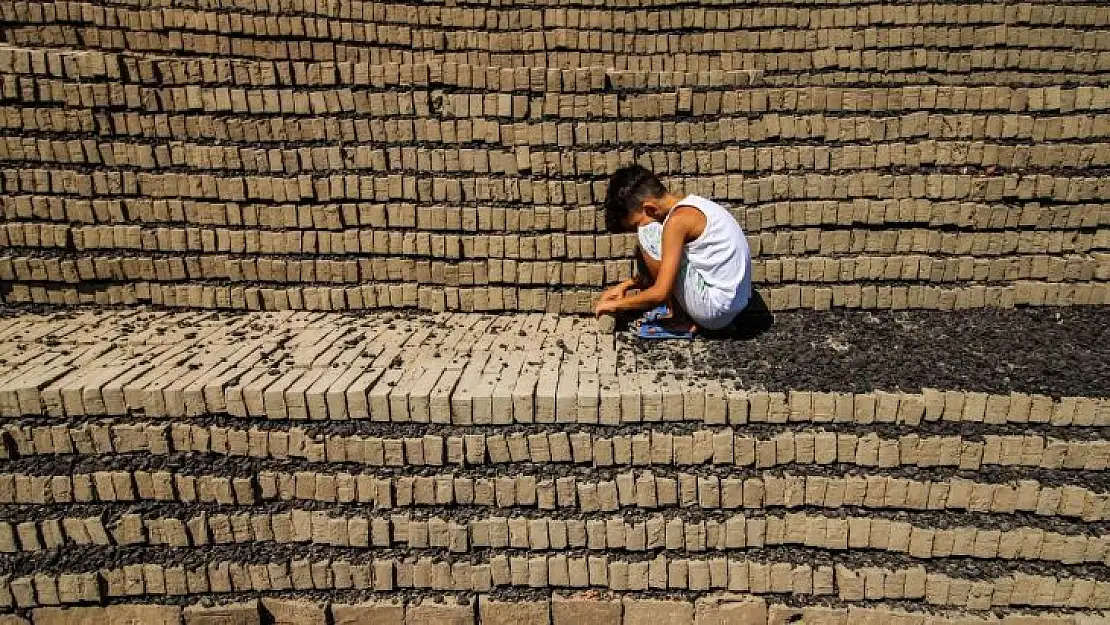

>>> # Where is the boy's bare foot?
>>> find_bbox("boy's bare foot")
[660,317,698,334]
[656,307,698,334]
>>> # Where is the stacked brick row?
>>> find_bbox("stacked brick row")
[1,1,1109,311]
[2,2,1109,75]
[8,424,1110,471]
[6,506,1110,565]
[10,597,1098,625]
[0,310,1106,623]
[2,466,1107,518]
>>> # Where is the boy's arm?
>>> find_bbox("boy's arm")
[595,210,696,314]
[604,276,644,296]
[601,267,651,301]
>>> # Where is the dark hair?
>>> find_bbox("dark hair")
[604,165,666,233]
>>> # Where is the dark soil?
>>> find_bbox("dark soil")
[2,540,1107,583]
[624,307,1110,398]
[0,499,1103,537]
[3,452,1106,490]
[10,413,1110,442]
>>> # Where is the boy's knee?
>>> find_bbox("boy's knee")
[637,221,664,261]
[636,246,662,283]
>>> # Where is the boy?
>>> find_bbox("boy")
[594,165,751,335]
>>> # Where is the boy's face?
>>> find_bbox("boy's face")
[642,197,670,221]
[624,196,669,230]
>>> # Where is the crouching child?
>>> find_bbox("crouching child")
[594,165,752,337]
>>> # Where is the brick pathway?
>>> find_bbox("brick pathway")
[0,309,1106,623]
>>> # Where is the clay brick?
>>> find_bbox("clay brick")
[34,604,180,625]
[622,598,692,625]
[695,595,767,624]
[184,600,261,625]
[407,599,474,625]
[479,596,549,625]
[331,601,404,625]
[261,598,325,624]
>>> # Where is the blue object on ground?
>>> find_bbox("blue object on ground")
[644,304,670,322]
[637,320,696,340]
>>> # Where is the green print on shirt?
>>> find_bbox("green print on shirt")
[679,255,709,295]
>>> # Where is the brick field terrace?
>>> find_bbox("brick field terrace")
[0,0,1108,623]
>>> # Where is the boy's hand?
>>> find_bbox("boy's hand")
[599,281,634,304]
[594,299,620,316]
[599,283,629,302]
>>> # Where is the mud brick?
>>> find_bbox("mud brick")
[974,392,1011,424]
[406,599,475,625]
[834,565,866,602]
[623,598,693,625]
[479,596,548,625]
[915,388,944,421]
[956,391,989,422]
[780,390,811,423]
[182,600,262,625]
[1066,397,1102,428]
[850,393,878,423]
[34,605,181,625]
[257,598,326,624]
[738,392,767,423]
[1028,394,1055,423]
[704,383,746,424]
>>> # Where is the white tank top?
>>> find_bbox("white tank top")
[664,194,752,315]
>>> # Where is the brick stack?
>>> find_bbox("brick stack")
[0,2,1108,311]
[0,310,1106,624]
[0,1,1109,623]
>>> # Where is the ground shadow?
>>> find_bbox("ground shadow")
[701,288,775,340]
